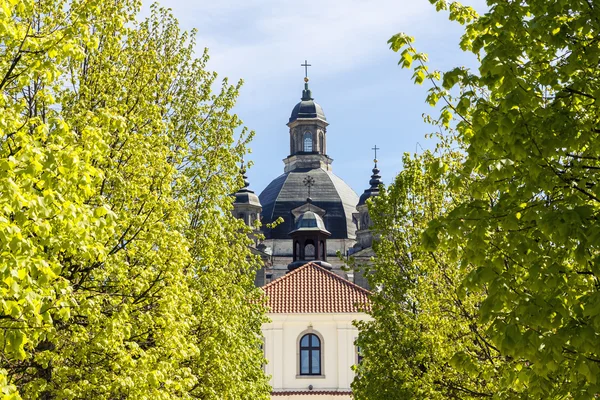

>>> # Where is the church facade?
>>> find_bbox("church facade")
[262,262,371,399]
[232,71,381,397]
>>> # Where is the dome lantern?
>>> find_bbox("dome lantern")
[286,61,329,167]
[288,207,332,271]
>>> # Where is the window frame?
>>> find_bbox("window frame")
[303,131,313,152]
[298,332,322,376]
[356,344,363,366]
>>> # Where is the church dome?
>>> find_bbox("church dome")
[289,100,326,123]
[259,168,359,240]
[289,79,326,123]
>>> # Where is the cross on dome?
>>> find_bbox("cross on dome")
[303,175,316,200]
[371,145,380,165]
[301,59,311,80]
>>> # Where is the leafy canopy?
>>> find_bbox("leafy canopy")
[0,0,270,398]
[355,0,600,398]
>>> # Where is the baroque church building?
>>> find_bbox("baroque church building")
[233,74,381,287]
[232,71,381,398]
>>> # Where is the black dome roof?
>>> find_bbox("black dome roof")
[289,100,326,123]
[357,164,382,206]
[259,168,358,240]
[289,82,326,123]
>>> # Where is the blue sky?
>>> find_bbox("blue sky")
[158,0,486,196]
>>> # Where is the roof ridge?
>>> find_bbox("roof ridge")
[261,261,313,290]
[320,169,344,215]
[307,262,372,296]
[262,261,371,296]
[262,262,372,313]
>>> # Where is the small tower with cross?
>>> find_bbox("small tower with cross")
[232,158,262,230]
[285,60,332,173]
[352,145,383,250]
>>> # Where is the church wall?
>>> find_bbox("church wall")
[261,238,355,260]
[263,313,371,398]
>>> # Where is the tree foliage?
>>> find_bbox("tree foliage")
[0,0,269,398]
[356,0,600,398]
[354,145,513,399]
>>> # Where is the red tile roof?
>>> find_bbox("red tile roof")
[272,390,352,396]
[262,262,371,313]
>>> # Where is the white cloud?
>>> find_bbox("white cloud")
[144,0,488,191]
[166,0,432,82]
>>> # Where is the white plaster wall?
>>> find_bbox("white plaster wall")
[263,313,371,399]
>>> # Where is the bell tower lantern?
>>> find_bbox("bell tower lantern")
[284,61,333,173]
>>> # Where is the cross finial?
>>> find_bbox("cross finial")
[372,145,380,164]
[303,175,315,199]
[301,59,311,79]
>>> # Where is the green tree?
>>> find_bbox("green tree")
[0,1,269,398]
[357,0,600,398]
[354,145,514,399]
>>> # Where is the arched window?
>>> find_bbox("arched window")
[319,131,325,153]
[304,240,315,260]
[303,132,313,152]
[299,333,321,375]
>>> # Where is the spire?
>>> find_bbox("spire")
[357,146,383,206]
[369,160,382,190]
[232,158,261,207]
[240,158,250,190]
[369,145,382,190]
[301,59,313,100]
